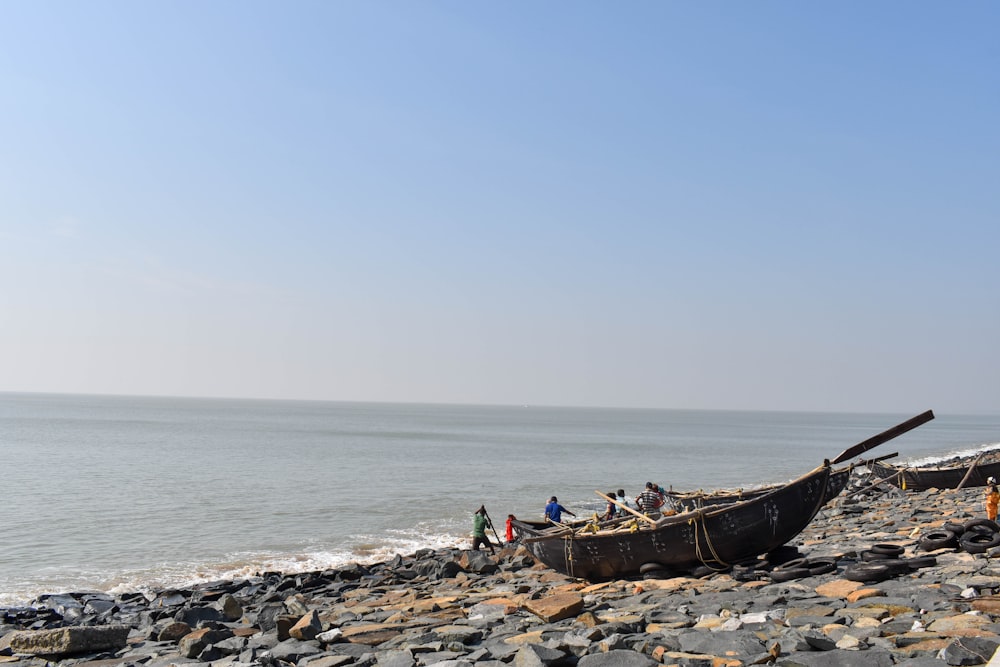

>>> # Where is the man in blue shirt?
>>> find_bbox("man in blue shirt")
[544,496,576,524]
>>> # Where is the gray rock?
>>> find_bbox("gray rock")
[577,649,658,667]
[376,648,416,667]
[4,625,130,656]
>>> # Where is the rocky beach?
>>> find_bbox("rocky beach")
[4,478,1000,667]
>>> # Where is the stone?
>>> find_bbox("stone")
[577,649,658,667]
[5,625,130,656]
[290,610,323,641]
[522,593,583,623]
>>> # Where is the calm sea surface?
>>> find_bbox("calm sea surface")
[2,392,998,605]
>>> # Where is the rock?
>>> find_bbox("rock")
[577,649,658,667]
[522,593,583,623]
[4,625,130,656]
[290,610,323,641]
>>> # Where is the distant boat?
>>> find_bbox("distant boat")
[868,448,1000,491]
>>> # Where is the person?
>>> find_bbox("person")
[471,505,496,554]
[636,482,665,514]
[986,478,999,521]
[543,496,576,524]
[616,489,633,513]
[505,514,516,544]
[603,491,619,520]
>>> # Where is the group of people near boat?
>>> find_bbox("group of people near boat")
[470,482,675,553]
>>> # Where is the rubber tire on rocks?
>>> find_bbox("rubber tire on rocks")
[901,555,937,569]
[688,564,728,578]
[964,518,1000,533]
[944,521,966,537]
[870,544,905,558]
[770,567,811,583]
[642,569,677,580]
[639,562,669,574]
[861,550,895,562]
[806,558,837,576]
[844,563,892,583]
[774,557,809,571]
[959,531,1000,554]
[918,530,958,551]
[765,546,802,566]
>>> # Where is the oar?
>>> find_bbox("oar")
[595,490,657,526]
[482,507,504,546]
[831,410,935,465]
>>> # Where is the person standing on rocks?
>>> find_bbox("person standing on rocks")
[543,496,575,524]
[471,506,496,554]
[987,477,999,521]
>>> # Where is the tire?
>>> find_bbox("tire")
[960,531,1000,554]
[901,555,937,569]
[861,550,895,562]
[689,564,728,578]
[870,544,905,558]
[765,546,801,566]
[964,518,1000,533]
[642,569,677,580]
[918,530,958,551]
[639,562,668,574]
[807,558,837,576]
[770,567,810,582]
[774,558,809,571]
[944,521,966,537]
[844,563,892,583]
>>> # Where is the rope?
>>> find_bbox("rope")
[689,510,728,571]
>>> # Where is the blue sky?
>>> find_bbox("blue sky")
[2,2,998,412]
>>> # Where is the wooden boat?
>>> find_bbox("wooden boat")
[665,465,852,513]
[512,462,834,580]
[868,448,1000,491]
[511,411,934,580]
[665,452,899,512]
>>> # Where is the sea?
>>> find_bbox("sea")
[2,392,999,607]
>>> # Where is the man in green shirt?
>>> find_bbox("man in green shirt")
[472,505,496,554]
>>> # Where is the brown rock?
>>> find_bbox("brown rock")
[522,592,583,623]
[290,610,323,641]
[156,621,191,642]
[815,579,864,598]
[846,588,885,603]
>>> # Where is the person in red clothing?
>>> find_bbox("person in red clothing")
[505,514,516,544]
[987,477,999,521]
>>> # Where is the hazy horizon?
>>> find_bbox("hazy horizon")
[2,3,997,414]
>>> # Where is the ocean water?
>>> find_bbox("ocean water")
[2,392,998,606]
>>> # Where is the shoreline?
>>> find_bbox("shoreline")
[3,483,1000,666]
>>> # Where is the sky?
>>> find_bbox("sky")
[1,2,998,413]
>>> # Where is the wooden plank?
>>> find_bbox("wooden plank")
[831,410,934,464]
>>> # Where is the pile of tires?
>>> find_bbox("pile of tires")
[768,557,837,582]
[843,543,936,583]
[918,519,1000,554]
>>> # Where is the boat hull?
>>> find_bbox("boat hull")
[512,463,832,580]
[870,459,1000,491]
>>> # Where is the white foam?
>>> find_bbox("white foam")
[906,442,1000,468]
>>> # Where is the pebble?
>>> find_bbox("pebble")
[3,479,1000,666]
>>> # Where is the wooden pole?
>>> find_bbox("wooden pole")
[595,490,658,526]
[831,410,934,465]
[957,452,988,490]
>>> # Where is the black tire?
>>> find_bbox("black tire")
[639,562,668,574]
[765,546,801,566]
[770,567,810,582]
[964,518,1000,533]
[861,550,895,561]
[918,530,958,551]
[689,564,728,578]
[642,569,677,580]
[870,544,904,558]
[960,531,1000,554]
[901,555,937,569]
[807,558,837,576]
[944,521,966,537]
[844,563,892,583]
[774,557,809,571]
